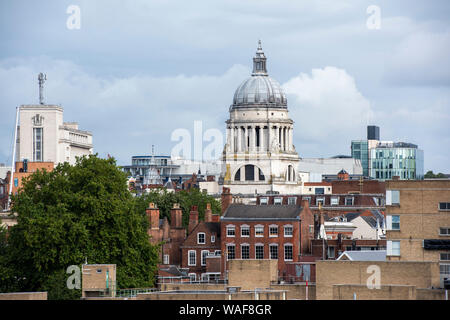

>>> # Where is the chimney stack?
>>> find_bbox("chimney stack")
[205,203,212,222]
[170,203,183,228]
[188,205,199,234]
[146,202,160,230]
[221,187,232,214]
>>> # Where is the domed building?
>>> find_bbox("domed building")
[221,41,303,195]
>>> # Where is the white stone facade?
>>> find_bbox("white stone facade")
[16,105,93,166]
[221,42,302,195]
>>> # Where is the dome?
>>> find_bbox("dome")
[232,41,287,109]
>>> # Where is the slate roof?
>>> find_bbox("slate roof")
[159,265,188,277]
[337,250,386,261]
[222,204,301,220]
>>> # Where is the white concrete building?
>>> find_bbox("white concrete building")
[221,42,302,195]
[15,104,93,166]
[298,157,363,182]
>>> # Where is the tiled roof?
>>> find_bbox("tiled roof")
[337,250,386,261]
[222,204,301,220]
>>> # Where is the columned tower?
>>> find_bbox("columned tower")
[221,41,302,195]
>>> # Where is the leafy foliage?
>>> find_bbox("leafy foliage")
[136,187,221,227]
[0,155,159,299]
[424,170,446,178]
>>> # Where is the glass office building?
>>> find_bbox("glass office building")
[351,140,369,177]
[369,143,424,180]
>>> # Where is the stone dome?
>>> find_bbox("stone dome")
[231,41,287,109]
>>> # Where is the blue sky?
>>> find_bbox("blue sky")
[0,0,449,172]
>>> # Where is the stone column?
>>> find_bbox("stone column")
[237,126,242,152]
[289,127,293,151]
[244,126,248,151]
[260,126,265,152]
[230,126,235,153]
[267,124,271,152]
[251,126,256,152]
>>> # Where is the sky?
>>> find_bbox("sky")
[0,0,449,172]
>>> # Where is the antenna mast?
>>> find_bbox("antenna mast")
[38,73,47,105]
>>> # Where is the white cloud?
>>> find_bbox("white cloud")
[384,30,450,86]
[283,66,373,156]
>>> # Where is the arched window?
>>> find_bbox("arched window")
[234,165,265,182]
[287,165,295,182]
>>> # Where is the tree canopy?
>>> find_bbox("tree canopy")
[0,155,159,299]
[136,187,221,227]
[424,170,446,178]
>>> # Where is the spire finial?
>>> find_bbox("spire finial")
[252,40,267,75]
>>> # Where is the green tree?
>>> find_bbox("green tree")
[136,188,221,228]
[424,170,446,178]
[0,155,159,299]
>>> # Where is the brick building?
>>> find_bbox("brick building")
[384,178,450,287]
[146,203,186,266]
[180,204,221,281]
[220,203,313,280]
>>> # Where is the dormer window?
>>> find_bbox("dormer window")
[197,232,205,244]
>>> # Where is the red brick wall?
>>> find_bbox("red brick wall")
[220,220,301,277]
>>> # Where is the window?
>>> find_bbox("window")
[274,197,282,205]
[227,245,235,260]
[439,227,450,236]
[309,225,314,234]
[284,244,293,261]
[227,225,235,237]
[188,250,196,266]
[214,250,221,256]
[440,253,450,261]
[241,244,250,259]
[288,197,297,205]
[327,246,335,259]
[201,250,209,266]
[386,190,400,205]
[188,273,196,282]
[241,225,250,237]
[345,197,354,206]
[255,244,264,259]
[260,197,268,205]
[197,232,205,244]
[284,225,293,237]
[269,225,278,237]
[387,240,400,256]
[96,269,102,274]
[163,254,169,265]
[33,127,43,161]
[316,197,325,206]
[211,235,215,243]
[439,202,450,210]
[330,197,339,206]
[391,215,400,230]
[269,244,278,259]
[255,225,264,237]
[315,188,324,195]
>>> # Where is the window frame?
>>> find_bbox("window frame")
[226,225,236,237]
[188,250,197,266]
[163,254,170,265]
[226,244,235,260]
[241,225,250,237]
[241,244,250,259]
[284,224,293,237]
[288,197,297,205]
[201,250,209,266]
[284,243,293,261]
[260,197,268,205]
[439,227,450,236]
[255,225,264,237]
[255,243,264,259]
[269,244,278,260]
[439,202,450,211]
[197,232,206,244]
[274,197,282,205]
[269,224,279,237]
